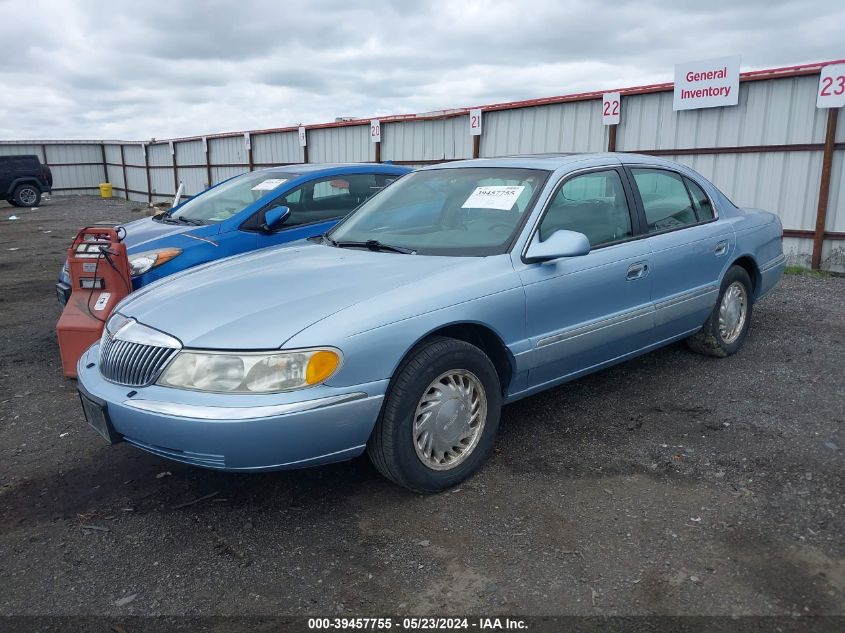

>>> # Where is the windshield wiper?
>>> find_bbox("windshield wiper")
[175,216,204,226]
[332,239,415,254]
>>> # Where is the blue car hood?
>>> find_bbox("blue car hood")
[119,242,471,349]
[119,217,218,252]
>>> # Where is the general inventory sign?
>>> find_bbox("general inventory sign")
[673,56,740,111]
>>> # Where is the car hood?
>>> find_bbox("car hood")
[120,217,219,253]
[119,242,471,349]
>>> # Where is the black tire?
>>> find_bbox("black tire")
[7,198,21,207]
[367,336,502,493]
[687,265,754,357]
[13,184,41,207]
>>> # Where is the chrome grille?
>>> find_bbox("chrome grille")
[98,315,181,387]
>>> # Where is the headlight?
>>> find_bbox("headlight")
[128,248,182,276]
[157,348,342,393]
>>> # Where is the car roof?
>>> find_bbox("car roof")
[255,162,410,176]
[417,152,684,172]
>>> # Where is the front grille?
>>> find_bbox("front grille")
[99,332,179,387]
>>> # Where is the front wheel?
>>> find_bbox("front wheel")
[367,336,502,493]
[687,265,754,357]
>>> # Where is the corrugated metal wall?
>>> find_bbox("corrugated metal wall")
[1,67,842,269]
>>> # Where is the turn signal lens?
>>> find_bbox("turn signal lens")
[305,350,341,385]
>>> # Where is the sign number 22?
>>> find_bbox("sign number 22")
[603,100,620,116]
[602,92,621,125]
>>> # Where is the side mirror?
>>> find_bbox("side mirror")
[525,229,591,263]
[260,206,290,232]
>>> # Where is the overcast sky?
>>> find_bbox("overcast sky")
[1,0,842,141]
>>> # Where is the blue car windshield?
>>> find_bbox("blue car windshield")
[327,168,548,256]
[170,171,299,223]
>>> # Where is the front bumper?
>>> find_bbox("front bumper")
[76,344,387,471]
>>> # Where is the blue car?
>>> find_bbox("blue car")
[76,153,785,492]
[56,163,410,304]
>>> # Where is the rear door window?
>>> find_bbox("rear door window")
[631,168,698,233]
[13,157,39,172]
[684,177,715,221]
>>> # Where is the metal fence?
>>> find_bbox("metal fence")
[1,60,843,271]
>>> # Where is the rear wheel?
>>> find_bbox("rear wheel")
[367,336,502,493]
[7,198,21,207]
[687,265,753,357]
[13,184,40,207]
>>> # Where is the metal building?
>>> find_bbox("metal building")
[1,60,842,270]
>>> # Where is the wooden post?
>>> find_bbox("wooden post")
[100,143,108,184]
[204,138,212,189]
[171,142,179,196]
[811,108,838,270]
[119,145,128,200]
[472,135,480,159]
[143,144,152,204]
[41,143,48,167]
[607,125,618,152]
[374,139,381,163]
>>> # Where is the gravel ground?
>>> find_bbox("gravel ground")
[0,196,843,619]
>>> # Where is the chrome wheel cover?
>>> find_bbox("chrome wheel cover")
[413,369,487,471]
[718,281,748,344]
[19,187,37,205]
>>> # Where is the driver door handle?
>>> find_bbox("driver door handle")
[626,262,649,281]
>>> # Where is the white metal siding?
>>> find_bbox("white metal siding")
[308,126,372,163]
[149,169,174,197]
[0,67,841,269]
[211,166,247,185]
[104,144,122,164]
[106,163,125,190]
[45,144,102,166]
[382,117,472,161]
[177,167,209,196]
[252,131,302,164]
[176,140,205,166]
[481,101,604,156]
[147,143,172,167]
[0,144,45,160]
[123,145,145,167]
[208,136,248,166]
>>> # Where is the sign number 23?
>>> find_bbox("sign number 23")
[817,64,845,109]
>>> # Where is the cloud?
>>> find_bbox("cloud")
[0,0,841,140]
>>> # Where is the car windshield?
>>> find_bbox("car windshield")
[326,167,548,256]
[169,171,300,223]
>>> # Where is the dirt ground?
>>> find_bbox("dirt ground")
[0,196,843,620]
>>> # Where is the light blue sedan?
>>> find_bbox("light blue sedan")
[76,153,785,492]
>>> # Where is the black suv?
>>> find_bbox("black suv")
[1,155,53,207]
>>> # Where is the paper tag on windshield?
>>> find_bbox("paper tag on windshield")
[462,185,525,210]
[251,178,287,191]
